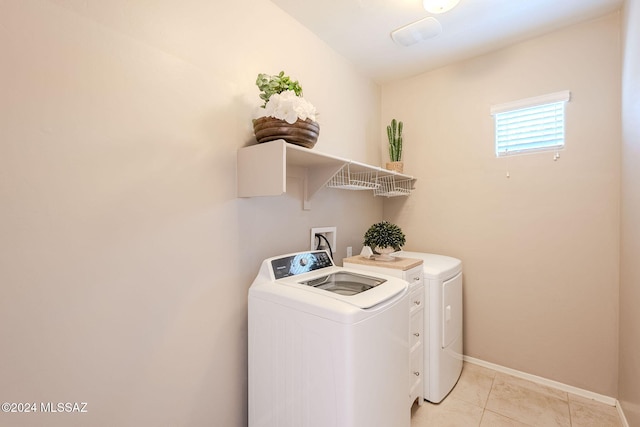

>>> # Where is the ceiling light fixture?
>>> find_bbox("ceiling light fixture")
[423,0,461,14]
[391,16,442,47]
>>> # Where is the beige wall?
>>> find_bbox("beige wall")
[382,15,621,396]
[620,0,640,423]
[0,1,382,426]
[1,1,631,424]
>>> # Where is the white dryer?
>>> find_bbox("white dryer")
[394,251,463,403]
[248,250,410,427]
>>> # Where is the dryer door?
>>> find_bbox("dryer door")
[441,272,462,349]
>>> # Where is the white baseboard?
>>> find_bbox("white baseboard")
[463,356,633,425]
[463,356,617,406]
[616,400,631,427]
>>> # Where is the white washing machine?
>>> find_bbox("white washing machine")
[248,250,410,427]
[394,251,463,403]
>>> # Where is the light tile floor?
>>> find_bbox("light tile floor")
[411,362,624,427]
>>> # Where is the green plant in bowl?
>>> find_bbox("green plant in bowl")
[363,221,406,255]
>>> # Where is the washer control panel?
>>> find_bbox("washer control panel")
[271,251,334,280]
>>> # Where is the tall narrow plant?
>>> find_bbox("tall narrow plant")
[387,119,403,162]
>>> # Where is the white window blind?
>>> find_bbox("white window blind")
[491,91,570,157]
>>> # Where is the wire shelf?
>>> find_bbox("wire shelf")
[374,175,413,197]
[326,164,380,190]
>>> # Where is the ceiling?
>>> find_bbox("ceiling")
[269,0,623,83]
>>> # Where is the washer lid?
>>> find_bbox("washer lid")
[298,271,387,296]
[251,251,408,315]
[394,251,461,280]
[278,268,406,310]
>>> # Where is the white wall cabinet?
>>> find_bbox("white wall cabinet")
[237,140,416,209]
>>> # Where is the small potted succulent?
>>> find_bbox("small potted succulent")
[363,221,406,261]
[386,118,404,173]
[253,71,319,148]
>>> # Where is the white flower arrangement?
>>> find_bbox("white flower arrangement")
[253,72,320,148]
[255,72,317,124]
[257,90,317,124]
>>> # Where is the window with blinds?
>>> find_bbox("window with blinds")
[491,91,571,157]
